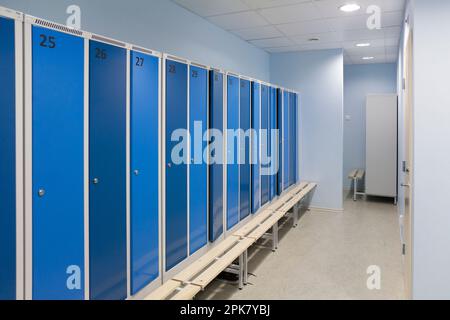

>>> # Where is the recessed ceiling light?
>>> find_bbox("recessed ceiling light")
[362,56,374,60]
[356,43,371,47]
[339,3,361,12]
[308,38,320,42]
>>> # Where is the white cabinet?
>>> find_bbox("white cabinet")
[365,94,398,199]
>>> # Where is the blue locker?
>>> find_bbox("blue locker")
[130,51,159,294]
[226,75,239,229]
[260,85,269,206]
[189,65,208,254]
[209,70,224,242]
[0,16,16,300]
[239,79,251,221]
[31,26,85,300]
[251,82,260,214]
[165,60,188,270]
[277,89,283,196]
[283,91,290,190]
[294,94,298,183]
[269,87,277,201]
[89,40,127,300]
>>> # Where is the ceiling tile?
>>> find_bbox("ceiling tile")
[276,19,334,36]
[314,0,405,19]
[250,37,295,48]
[173,0,250,17]
[231,25,284,40]
[341,28,385,41]
[346,45,386,56]
[299,41,342,51]
[207,11,269,30]
[291,31,344,44]
[258,2,322,24]
[242,0,310,9]
[342,38,385,49]
[384,37,399,47]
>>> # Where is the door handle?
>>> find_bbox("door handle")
[401,183,410,188]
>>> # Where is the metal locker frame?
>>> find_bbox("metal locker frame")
[0,6,24,301]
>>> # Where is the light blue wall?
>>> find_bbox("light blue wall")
[0,0,270,81]
[343,63,397,190]
[409,0,450,299]
[271,49,344,211]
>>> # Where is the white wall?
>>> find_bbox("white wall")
[409,0,450,299]
[0,0,270,81]
[271,49,344,211]
[344,64,397,190]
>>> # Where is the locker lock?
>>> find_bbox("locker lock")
[92,178,99,185]
[38,189,45,197]
[167,163,172,168]
[134,170,140,176]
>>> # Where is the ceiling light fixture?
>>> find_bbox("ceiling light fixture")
[339,3,361,12]
[362,56,374,60]
[308,38,320,42]
[356,43,371,47]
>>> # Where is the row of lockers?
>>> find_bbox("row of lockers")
[0,7,299,300]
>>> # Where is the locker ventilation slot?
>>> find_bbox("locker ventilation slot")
[34,19,83,36]
[132,46,154,55]
[92,34,126,48]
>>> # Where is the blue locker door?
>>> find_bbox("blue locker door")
[189,66,208,254]
[269,87,277,201]
[0,17,16,300]
[260,85,269,206]
[32,26,85,300]
[277,89,283,196]
[209,71,224,241]
[130,51,159,294]
[239,79,251,220]
[283,91,290,190]
[165,60,188,270]
[226,75,239,229]
[89,41,127,300]
[251,82,260,213]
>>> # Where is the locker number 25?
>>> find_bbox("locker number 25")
[39,34,56,49]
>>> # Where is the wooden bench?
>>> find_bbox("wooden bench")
[348,169,365,201]
[145,182,317,300]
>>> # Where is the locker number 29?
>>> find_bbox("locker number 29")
[39,34,56,49]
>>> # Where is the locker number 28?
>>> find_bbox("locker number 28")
[39,34,56,49]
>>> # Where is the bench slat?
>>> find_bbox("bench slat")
[348,169,358,179]
[171,284,202,300]
[356,170,365,179]
[173,236,239,283]
[191,238,254,289]
[144,280,181,300]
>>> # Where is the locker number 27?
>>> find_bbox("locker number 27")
[39,34,56,49]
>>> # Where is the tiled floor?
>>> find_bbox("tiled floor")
[197,193,405,300]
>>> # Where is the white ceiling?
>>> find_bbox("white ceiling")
[172,0,405,64]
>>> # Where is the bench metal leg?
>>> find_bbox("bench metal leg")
[272,222,279,252]
[353,178,357,201]
[243,250,248,285]
[293,203,299,228]
[238,254,244,290]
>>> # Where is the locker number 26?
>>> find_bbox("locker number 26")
[95,48,107,60]
[39,34,56,49]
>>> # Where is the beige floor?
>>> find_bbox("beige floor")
[197,193,405,300]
